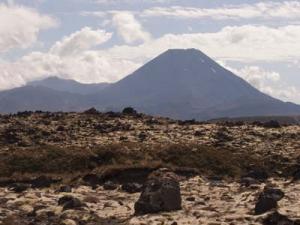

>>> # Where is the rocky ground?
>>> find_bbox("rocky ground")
[0,108,299,224]
[1,176,300,225]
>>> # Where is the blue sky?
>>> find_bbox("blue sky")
[0,0,300,103]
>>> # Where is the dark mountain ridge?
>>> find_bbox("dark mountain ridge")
[28,76,110,95]
[0,48,300,120]
[0,86,88,113]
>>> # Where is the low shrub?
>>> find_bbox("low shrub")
[0,142,291,180]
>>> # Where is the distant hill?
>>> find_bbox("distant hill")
[209,115,300,125]
[0,48,300,120]
[0,86,89,113]
[28,76,110,95]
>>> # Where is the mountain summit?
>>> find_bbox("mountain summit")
[91,48,300,119]
[0,48,300,120]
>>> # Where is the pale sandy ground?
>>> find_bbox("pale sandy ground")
[1,176,299,225]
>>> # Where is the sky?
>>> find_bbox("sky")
[0,0,300,103]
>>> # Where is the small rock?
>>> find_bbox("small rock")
[138,132,147,141]
[119,136,128,141]
[194,130,204,136]
[58,185,72,193]
[58,196,84,211]
[263,120,281,128]
[243,169,269,181]
[103,181,118,190]
[9,183,30,193]
[56,125,65,131]
[31,176,57,188]
[240,177,259,187]
[35,209,56,220]
[83,107,99,114]
[186,197,196,202]
[83,196,99,204]
[82,173,100,187]
[293,169,300,181]
[103,202,113,208]
[178,119,196,125]
[263,211,300,225]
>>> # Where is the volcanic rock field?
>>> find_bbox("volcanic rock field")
[0,109,299,225]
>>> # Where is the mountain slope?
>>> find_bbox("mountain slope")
[28,76,110,95]
[91,49,300,120]
[0,48,300,119]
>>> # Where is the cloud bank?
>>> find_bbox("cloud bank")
[0,3,57,52]
[143,1,300,20]
[102,25,300,63]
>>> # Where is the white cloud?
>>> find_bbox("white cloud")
[94,0,176,5]
[0,27,138,90]
[50,27,112,57]
[263,86,300,104]
[21,51,139,84]
[80,11,107,18]
[143,1,300,20]
[83,11,152,44]
[100,25,300,63]
[0,3,57,52]
[0,52,140,90]
[111,11,151,44]
[229,65,280,88]
[221,63,300,103]
[274,86,300,103]
[221,64,280,93]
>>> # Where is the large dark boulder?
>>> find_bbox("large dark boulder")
[122,107,137,115]
[263,120,281,128]
[134,168,182,215]
[83,107,99,115]
[255,187,284,215]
